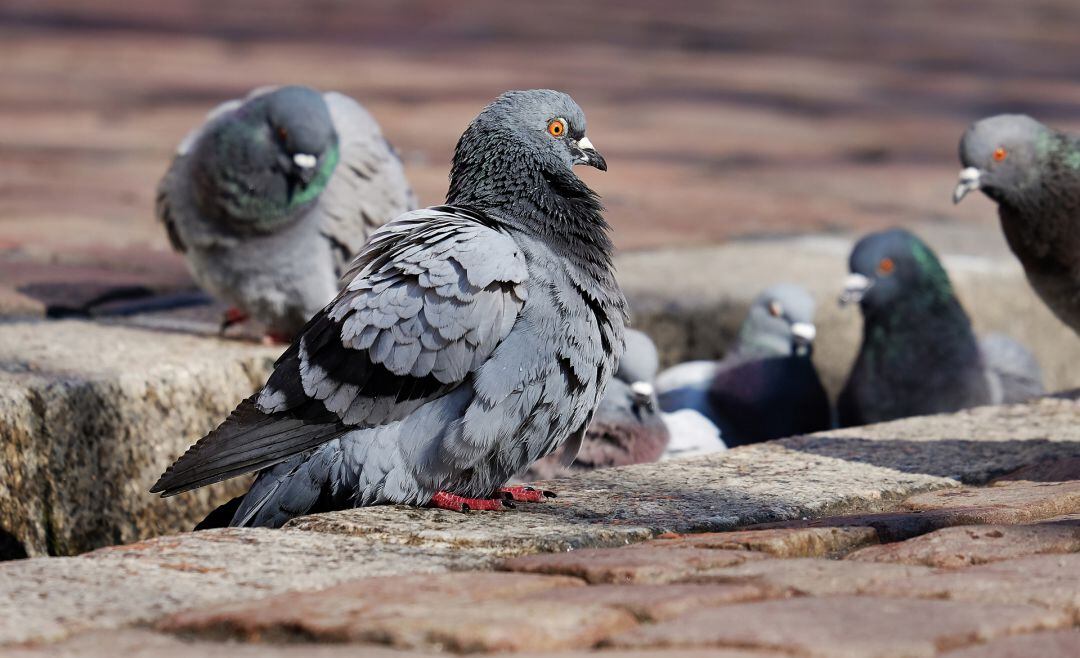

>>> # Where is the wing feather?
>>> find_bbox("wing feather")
[152,206,527,497]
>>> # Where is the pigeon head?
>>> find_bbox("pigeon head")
[954,114,1047,206]
[616,329,660,385]
[840,228,955,317]
[447,90,607,211]
[193,85,340,230]
[736,283,818,358]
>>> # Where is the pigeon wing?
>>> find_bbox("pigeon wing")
[151,206,528,496]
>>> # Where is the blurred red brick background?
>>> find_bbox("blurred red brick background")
[3,0,1080,259]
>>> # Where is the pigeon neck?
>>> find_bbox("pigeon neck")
[446,151,616,276]
[863,295,979,366]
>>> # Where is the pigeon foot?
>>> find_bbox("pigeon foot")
[499,485,555,502]
[429,491,509,512]
[220,307,250,333]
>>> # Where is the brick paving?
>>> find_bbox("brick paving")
[7,460,1071,656]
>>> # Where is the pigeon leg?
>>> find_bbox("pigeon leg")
[220,307,250,334]
[499,485,556,502]
[429,491,508,512]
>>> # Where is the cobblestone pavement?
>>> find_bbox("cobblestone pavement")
[4,447,1079,656]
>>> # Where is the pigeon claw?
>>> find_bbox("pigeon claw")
[429,491,508,512]
[498,485,555,503]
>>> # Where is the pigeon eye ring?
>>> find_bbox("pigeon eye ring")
[547,118,567,138]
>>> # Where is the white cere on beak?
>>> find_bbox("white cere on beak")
[629,381,654,398]
[840,273,873,306]
[293,153,317,169]
[790,322,817,344]
[953,166,981,204]
[578,136,596,151]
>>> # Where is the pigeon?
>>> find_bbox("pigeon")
[520,329,670,480]
[152,89,626,527]
[837,228,1043,427]
[157,85,416,340]
[954,114,1080,335]
[657,284,831,447]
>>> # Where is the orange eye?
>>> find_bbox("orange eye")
[547,118,567,138]
[877,257,895,276]
[993,147,1007,162]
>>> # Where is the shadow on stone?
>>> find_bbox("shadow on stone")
[0,526,28,561]
[781,436,1080,484]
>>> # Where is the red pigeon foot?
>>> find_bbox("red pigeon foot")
[220,307,250,332]
[499,485,555,503]
[429,491,508,512]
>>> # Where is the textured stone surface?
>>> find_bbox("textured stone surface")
[941,630,1080,658]
[525,583,767,622]
[888,554,1080,620]
[501,547,767,585]
[684,556,934,595]
[0,529,489,646]
[650,527,878,558]
[846,519,1080,568]
[0,321,279,557]
[4,629,426,658]
[993,457,1080,483]
[900,481,1080,523]
[158,572,638,652]
[611,596,1071,656]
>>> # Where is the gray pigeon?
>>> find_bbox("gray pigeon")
[157,85,416,340]
[521,329,670,480]
[152,89,626,527]
[838,228,1043,427]
[954,114,1080,335]
[657,284,830,446]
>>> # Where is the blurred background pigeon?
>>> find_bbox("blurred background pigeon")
[153,89,625,527]
[657,283,831,447]
[838,228,1043,427]
[521,329,671,480]
[955,114,1080,336]
[157,85,416,341]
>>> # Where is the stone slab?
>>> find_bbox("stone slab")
[158,572,637,653]
[501,547,768,585]
[4,629,427,658]
[886,554,1080,621]
[649,527,878,558]
[0,321,279,557]
[846,520,1080,568]
[610,596,1071,657]
[0,529,489,646]
[290,395,1080,553]
[941,630,1080,658]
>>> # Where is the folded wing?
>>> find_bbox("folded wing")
[151,206,529,496]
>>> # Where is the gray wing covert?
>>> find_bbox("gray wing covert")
[151,207,528,496]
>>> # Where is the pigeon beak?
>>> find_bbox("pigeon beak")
[953,167,982,204]
[790,322,817,346]
[629,380,655,408]
[291,153,318,186]
[574,136,607,171]
[839,273,873,306]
